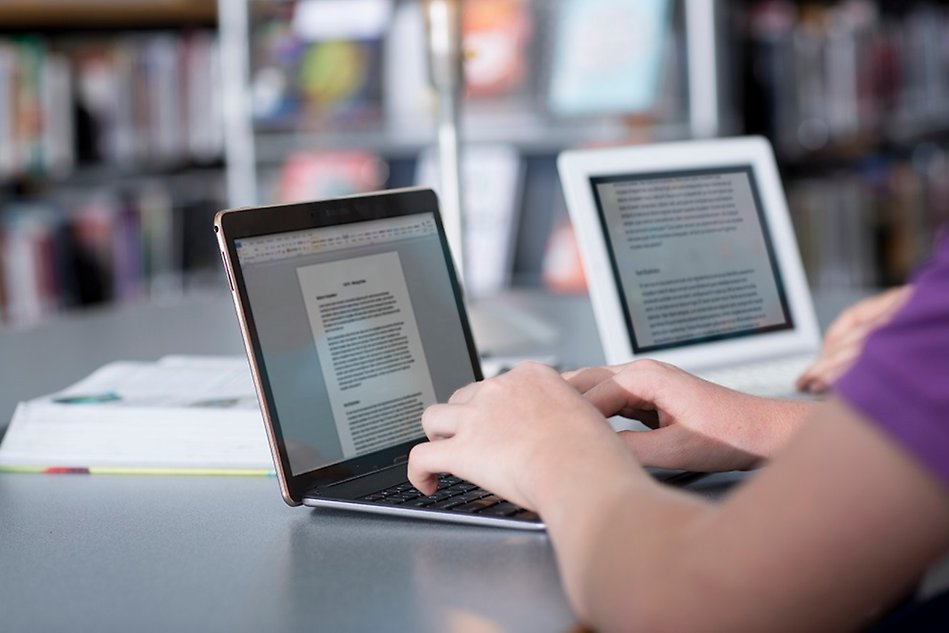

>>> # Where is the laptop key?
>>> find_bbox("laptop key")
[512,510,539,521]
[477,501,519,517]
[430,497,467,510]
[452,496,502,513]
[366,478,514,514]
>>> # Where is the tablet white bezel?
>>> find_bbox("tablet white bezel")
[558,136,820,371]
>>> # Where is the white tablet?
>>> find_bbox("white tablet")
[558,136,820,372]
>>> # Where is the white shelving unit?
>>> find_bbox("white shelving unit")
[215,0,730,209]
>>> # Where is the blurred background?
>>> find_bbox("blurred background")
[1,0,947,328]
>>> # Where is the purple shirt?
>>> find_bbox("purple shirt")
[835,230,949,489]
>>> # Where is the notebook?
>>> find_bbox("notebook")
[558,137,822,397]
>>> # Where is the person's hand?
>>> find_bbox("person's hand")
[567,360,815,472]
[407,362,633,510]
[796,285,913,394]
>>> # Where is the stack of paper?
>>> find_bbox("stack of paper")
[0,356,273,475]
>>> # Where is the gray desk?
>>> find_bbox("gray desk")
[0,290,857,632]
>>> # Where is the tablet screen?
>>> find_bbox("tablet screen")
[590,166,793,353]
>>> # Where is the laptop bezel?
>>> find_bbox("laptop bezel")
[557,136,821,371]
[214,188,483,506]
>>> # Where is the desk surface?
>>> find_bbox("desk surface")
[1,464,746,633]
[0,289,862,632]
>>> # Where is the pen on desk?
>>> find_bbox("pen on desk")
[88,467,276,476]
[45,467,92,474]
[0,466,93,474]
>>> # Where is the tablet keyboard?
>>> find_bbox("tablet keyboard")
[695,354,815,398]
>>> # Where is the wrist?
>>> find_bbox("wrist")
[746,397,819,462]
[525,432,643,518]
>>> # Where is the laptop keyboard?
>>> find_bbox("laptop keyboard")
[358,474,539,522]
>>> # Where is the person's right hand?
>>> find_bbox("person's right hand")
[796,285,913,394]
[566,360,816,472]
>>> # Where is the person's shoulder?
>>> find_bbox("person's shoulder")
[833,226,949,493]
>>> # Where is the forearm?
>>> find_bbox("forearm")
[534,402,949,632]
[531,447,713,628]
[573,491,712,631]
[531,399,822,626]
[742,396,821,464]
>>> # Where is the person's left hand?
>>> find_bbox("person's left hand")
[564,360,810,472]
[407,362,631,510]
[795,285,912,393]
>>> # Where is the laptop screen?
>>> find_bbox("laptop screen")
[590,166,794,354]
[235,212,476,476]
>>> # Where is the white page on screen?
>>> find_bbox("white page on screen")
[296,251,436,458]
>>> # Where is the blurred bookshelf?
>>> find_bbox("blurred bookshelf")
[0,0,729,327]
[232,0,728,298]
[0,0,225,327]
[235,0,949,298]
[3,0,946,329]
[737,0,949,290]
[245,1,700,162]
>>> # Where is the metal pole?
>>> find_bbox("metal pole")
[217,0,258,207]
[423,0,465,279]
[685,0,719,139]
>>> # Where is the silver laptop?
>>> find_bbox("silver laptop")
[215,189,551,529]
[558,137,821,397]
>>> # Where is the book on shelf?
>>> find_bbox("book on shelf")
[0,184,187,326]
[0,355,273,475]
[548,0,672,117]
[462,0,533,102]
[183,30,223,162]
[72,31,223,167]
[270,149,385,204]
[383,0,539,130]
[0,205,60,324]
[745,1,949,157]
[786,153,948,290]
[0,30,222,181]
[0,36,74,178]
[251,0,388,130]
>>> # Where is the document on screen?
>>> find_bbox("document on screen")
[596,169,790,350]
[296,251,436,457]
